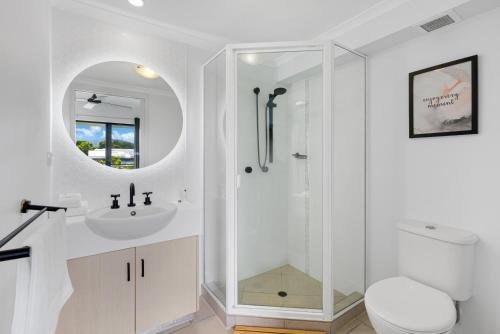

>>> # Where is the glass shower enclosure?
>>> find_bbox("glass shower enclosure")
[203,41,366,321]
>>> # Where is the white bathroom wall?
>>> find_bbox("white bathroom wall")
[237,61,289,280]
[185,46,210,220]
[236,53,326,283]
[51,9,208,211]
[286,80,309,276]
[0,0,52,332]
[286,75,324,283]
[286,81,308,274]
[367,7,500,334]
[332,52,366,297]
[306,76,325,283]
[203,51,227,301]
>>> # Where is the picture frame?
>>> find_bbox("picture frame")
[409,55,478,138]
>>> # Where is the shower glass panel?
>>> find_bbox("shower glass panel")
[203,51,227,306]
[236,50,324,310]
[332,45,366,314]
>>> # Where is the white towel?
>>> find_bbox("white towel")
[65,200,88,217]
[57,193,82,208]
[10,210,74,334]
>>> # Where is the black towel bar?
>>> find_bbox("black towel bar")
[20,199,68,214]
[0,200,67,263]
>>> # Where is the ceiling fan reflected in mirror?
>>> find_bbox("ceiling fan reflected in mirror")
[81,93,104,110]
[76,93,124,110]
[87,93,102,104]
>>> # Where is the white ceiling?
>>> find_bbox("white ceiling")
[72,0,387,42]
[76,61,174,93]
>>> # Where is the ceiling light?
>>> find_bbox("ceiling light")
[135,65,159,79]
[239,54,264,65]
[128,0,144,7]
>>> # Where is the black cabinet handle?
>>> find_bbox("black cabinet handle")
[126,262,131,282]
[141,259,145,277]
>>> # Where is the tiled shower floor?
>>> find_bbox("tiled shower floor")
[238,265,363,312]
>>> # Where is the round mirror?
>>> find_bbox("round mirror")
[62,61,182,170]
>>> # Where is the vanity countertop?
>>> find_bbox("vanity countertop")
[65,201,200,259]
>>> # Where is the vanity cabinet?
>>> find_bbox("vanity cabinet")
[56,248,136,334]
[136,237,198,332]
[56,236,198,334]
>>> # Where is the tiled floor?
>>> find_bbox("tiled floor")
[171,309,375,334]
[238,265,363,313]
[173,316,231,334]
[336,311,375,334]
[188,265,371,334]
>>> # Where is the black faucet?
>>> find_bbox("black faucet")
[128,183,136,207]
[143,192,153,205]
[110,194,120,209]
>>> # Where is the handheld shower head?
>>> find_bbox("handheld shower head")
[267,87,287,105]
[273,87,287,96]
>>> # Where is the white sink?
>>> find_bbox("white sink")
[85,203,177,240]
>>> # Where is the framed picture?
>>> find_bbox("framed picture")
[409,55,478,138]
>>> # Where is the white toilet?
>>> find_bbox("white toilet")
[365,220,478,334]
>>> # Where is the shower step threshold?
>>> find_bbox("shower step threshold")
[234,325,326,334]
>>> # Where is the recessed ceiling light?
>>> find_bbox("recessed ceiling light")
[128,0,144,7]
[135,65,159,79]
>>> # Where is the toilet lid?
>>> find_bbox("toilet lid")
[365,277,456,333]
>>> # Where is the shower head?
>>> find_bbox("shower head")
[273,87,287,96]
[267,87,287,105]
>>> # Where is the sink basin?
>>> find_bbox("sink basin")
[85,203,177,240]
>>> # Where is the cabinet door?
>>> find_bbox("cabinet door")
[135,236,198,333]
[56,248,136,334]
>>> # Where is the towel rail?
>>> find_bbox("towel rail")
[0,200,67,263]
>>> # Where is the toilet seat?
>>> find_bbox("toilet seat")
[365,277,456,334]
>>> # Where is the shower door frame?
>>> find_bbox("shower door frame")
[225,41,335,322]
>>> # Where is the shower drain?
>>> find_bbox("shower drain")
[277,291,288,298]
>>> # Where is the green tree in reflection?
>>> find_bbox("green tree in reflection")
[97,140,134,149]
[76,140,94,155]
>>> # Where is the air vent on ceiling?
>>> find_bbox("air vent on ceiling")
[420,15,456,32]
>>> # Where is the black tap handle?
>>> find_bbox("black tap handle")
[110,194,120,209]
[142,192,152,205]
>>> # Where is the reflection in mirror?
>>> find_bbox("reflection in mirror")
[63,61,183,169]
